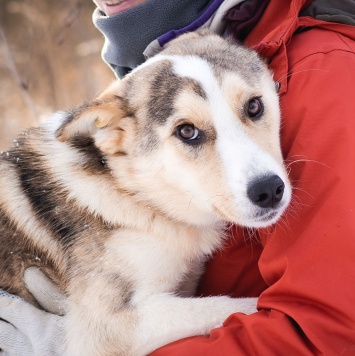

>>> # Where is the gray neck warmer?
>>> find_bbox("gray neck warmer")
[93,0,215,78]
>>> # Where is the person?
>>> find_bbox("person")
[1,0,355,354]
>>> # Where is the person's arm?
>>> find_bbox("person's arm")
[150,32,355,355]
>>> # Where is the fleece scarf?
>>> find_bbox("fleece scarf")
[93,0,219,77]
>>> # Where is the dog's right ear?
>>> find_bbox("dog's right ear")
[55,80,134,155]
[55,80,126,142]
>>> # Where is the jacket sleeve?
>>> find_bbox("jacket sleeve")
[150,29,355,355]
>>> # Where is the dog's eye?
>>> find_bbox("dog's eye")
[245,97,264,120]
[176,124,202,144]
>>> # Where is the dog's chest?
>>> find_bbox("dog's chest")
[103,225,221,298]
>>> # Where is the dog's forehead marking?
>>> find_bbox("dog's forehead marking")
[140,53,249,112]
[166,55,243,129]
[133,54,220,91]
[170,55,221,96]
[134,54,250,144]
[146,59,207,125]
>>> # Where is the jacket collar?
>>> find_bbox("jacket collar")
[243,0,312,94]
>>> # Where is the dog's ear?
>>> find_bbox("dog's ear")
[55,80,134,155]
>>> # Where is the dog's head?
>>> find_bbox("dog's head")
[56,31,291,228]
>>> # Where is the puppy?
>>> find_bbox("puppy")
[0,31,291,355]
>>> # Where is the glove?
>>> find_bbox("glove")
[0,268,67,356]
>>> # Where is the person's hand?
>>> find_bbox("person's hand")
[0,268,67,355]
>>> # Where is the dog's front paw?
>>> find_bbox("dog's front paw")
[235,297,258,315]
[209,297,258,331]
[212,322,224,329]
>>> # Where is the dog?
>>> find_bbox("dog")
[0,31,291,355]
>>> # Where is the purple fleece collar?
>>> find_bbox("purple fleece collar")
[157,0,225,47]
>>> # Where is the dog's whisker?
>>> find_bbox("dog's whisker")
[276,68,329,83]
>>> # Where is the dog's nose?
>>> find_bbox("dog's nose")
[247,175,285,208]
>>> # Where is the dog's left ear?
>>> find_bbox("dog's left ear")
[55,80,133,155]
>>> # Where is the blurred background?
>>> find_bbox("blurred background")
[0,0,113,150]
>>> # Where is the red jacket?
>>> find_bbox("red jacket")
[152,0,355,354]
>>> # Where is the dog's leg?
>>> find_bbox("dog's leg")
[65,301,137,356]
[132,293,257,355]
[65,292,256,356]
